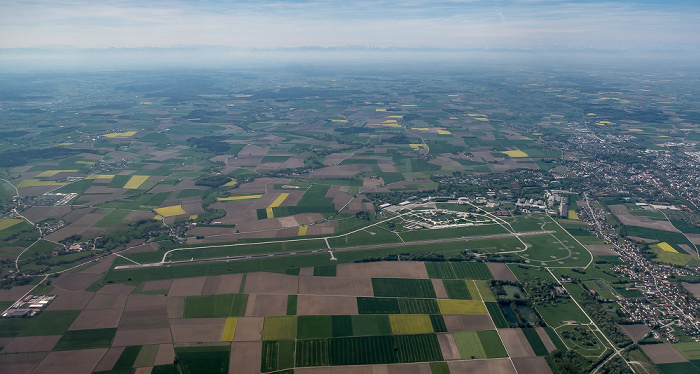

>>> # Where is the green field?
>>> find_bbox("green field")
[53,328,117,351]
[175,345,230,374]
[477,330,508,358]
[453,331,486,359]
[331,315,353,337]
[443,280,472,300]
[351,315,393,336]
[485,302,509,328]
[398,298,440,314]
[430,315,447,333]
[425,262,457,279]
[113,345,143,370]
[286,295,297,316]
[19,310,80,336]
[183,294,248,318]
[262,340,295,372]
[313,264,337,276]
[94,209,133,228]
[522,328,550,356]
[673,342,700,360]
[357,297,401,314]
[372,278,436,298]
[451,262,494,280]
[296,339,330,367]
[297,316,333,339]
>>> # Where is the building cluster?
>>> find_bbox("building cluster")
[1,294,55,318]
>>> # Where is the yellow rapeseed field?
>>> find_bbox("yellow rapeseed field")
[410,144,428,149]
[262,316,296,340]
[86,174,115,180]
[389,315,433,334]
[123,175,149,189]
[221,317,238,342]
[298,226,308,236]
[154,205,187,218]
[438,300,488,315]
[17,180,66,188]
[269,193,289,208]
[217,194,263,201]
[657,242,678,253]
[103,131,137,138]
[501,150,529,158]
[437,130,452,135]
[36,170,78,177]
[568,210,580,220]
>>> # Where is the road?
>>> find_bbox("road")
[114,230,553,270]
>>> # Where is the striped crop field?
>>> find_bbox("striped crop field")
[398,298,440,314]
[443,280,472,300]
[123,175,149,189]
[475,280,496,302]
[372,278,436,298]
[221,317,237,341]
[389,315,434,334]
[438,300,488,315]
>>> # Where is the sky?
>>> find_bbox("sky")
[1,0,699,51]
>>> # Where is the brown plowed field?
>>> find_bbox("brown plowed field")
[444,315,494,332]
[45,290,95,311]
[97,284,135,294]
[32,348,108,374]
[448,358,516,374]
[498,328,536,358]
[641,343,688,364]
[244,272,299,294]
[245,294,288,316]
[535,327,557,353]
[294,365,374,374]
[437,333,461,360]
[297,295,358,315]
[299,267,314,276]
[1,336,61,353]
[621,324,652,341]
[69,307,123,330]
[120,294,169,330]
[0,352,46,374]
[112,328,172,346]
[335,261,428,278]
[486,262,517,282]
[93,347,125,372]
[512,356,553,374]
[0,285,33,301]
[233,317,265,341]
[229,341,262,374]
[52,272,102,292]
[166,297,184,319]
[153,344,175,366]
[168,276,206,297]
[432,279,448,299]
[79,256,115,274]
[85,293,128,310]
[141,279,172,292]
[170,318,226,343]
[298,276,373,296]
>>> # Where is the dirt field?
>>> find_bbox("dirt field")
[486,262,517,282]
[79,256,115,274]
[297,295,358,315]
[498,328,536,358]
[93,347,125,372]
[230,341,263,374]
[170,318,226,343]
[31,348,108,374]
[244,272,299,294]
[641,343,689,364]
[69,307,123,330]
[1,336,62,353]
[168,276,207,297]
[112,328,172,346]
[52,272,102,291]
[512,357,553,374]
[295,365,374,374]
[153,344,175,366]
[45,290,95,311]
[585,245,619,256]
[620,324,652,341]
[311,164,371,178]
[141,279,172,292]
[298,276,373,296]
[299,267,314,276]
[0,351,46,374]
[201,274,242,295]
[609,205,679,232]
[0,285,33,301]
[167,297,184,319]
[437,333,461,360]
[432,279,448,299]
[679,244,699,257]
[336,261,428,278]
[443,315,495,332]
[448,358,516,374]
[245,294,288,316]
[535,327,557,353]
[97,284,135,294]
[85,293,128,310]
[233,317,265,341]
[119,294,169,330]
